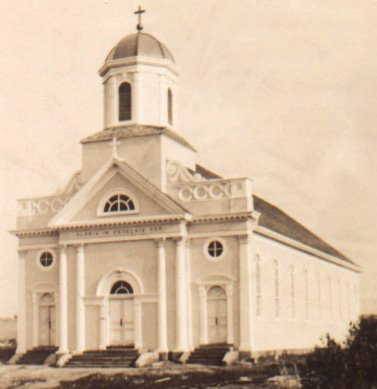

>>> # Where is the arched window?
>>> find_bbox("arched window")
[110,281,134,295]
[103,193,135,214]
[119,82,132,121]
[304,268,309,320]
[167,88,173,125]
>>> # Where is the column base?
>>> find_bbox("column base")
[238,351,252,361]
[159,352,169,361]
[169,351,183,362]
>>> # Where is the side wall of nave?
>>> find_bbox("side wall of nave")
[252,233,360,353]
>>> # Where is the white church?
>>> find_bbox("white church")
[12,9,360,367]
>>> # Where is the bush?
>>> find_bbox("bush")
[302,316,377,388]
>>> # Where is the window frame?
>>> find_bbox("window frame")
[118,81,132,122]
[97,188,139,217]
[204,238,226,261]
[110,280,134,295]
[36,249,56,271]
[167,88,173,125]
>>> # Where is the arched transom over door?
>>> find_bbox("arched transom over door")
[109,281,134,346]
[207,286,227,344]
[39,293,56,346]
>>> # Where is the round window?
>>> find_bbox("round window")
[39,251,54,268]
[207,240,224,259]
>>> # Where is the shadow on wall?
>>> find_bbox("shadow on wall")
[0,317,16,344]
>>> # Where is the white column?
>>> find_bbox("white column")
[16,251,26,354]
[76,244,85,353]
[239,235,252,352]
[157,240,168,353]
[58,245,68,354]
[99,298,108,350]
[175,238,189,351]
[32,293,39,349]
[199,286,208,345]
[226,284,234,345]
[134,300,143,350]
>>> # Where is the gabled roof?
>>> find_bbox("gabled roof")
[49,157,189,227]
[194,164,353,264]
[80,125,196,152]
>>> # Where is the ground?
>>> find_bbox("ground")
[0,363,301,388]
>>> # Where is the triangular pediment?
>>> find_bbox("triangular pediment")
[49,158,188,226]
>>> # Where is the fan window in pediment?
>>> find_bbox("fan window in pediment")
[104,194,136,214]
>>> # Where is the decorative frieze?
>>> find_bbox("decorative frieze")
[18,195,72,217]
[166,160,253,203]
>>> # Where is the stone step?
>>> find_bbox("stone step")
[187,359,224,366]
[69,357,136,363]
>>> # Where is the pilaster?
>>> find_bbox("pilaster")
[16,250,26,354]
[157,239,168,356]
[238,235,253,353]
[175,237,189,352]
[199,285,208,345]
[134,300,143,350]
[32,293,39,349]
[75,244,86,353]
[58,245,68,354]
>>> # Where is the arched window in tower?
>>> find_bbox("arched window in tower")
[119,82,132,121]
[167,88,173,125]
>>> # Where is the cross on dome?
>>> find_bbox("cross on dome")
[134,5,146,31]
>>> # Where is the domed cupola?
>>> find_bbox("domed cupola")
[99,7,178,130]
[104,32,175,65]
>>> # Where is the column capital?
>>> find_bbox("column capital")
[173,236,187,245]
[238,234,253,244]
[58,244,68,252]
[72,242,85,249]
[155,238,166,248]
[17,249,28,258]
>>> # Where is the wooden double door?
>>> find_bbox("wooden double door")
[39,293,56,346]
[109,298,134,346]
[207,286,227,344]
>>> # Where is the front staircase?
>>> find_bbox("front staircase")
[16,346,58,365]
[187,344,232,366]
[65,345,139,368]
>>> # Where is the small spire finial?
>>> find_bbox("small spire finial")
[134,5,146,31]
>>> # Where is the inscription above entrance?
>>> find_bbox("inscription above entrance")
[73,225,165,239]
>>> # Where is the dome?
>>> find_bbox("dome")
[105,32,175,63]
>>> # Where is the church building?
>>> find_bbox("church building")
[12,10,361,366]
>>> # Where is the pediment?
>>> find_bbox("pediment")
[49,158,188,226]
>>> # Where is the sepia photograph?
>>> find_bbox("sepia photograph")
[0,1,376,388]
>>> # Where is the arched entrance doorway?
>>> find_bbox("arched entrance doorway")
[109,281,134,346]
[39,293,56,346]
[207,286,227,344]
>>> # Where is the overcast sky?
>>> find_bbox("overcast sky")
[0,0,376,316]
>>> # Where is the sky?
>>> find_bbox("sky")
[0,0,376,316]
